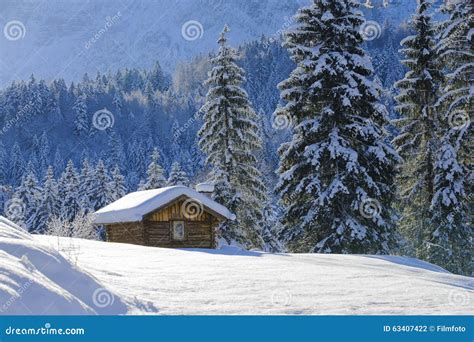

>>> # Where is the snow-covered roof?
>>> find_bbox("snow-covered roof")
[195,182,214,193]
[93,185,236,224]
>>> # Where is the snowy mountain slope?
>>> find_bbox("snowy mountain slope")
[0,0,302,86]
[32,234,473,315]
[0,0,422,86]
[0,217,127,314]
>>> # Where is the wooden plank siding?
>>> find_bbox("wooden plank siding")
[145,197,214,222]
[105,222,145,245]
[144,221,214,248]
[105,196,222,249]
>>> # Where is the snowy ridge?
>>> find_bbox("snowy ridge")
[0,217,127,315]
[32,234,473,315]
[94,185,236,224]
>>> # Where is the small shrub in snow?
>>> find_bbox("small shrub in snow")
[45,212,99,240]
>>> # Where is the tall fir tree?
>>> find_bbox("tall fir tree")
[261,195,284,253]
[148,61,168,92]
[427,0,473,275]
[427,132,472,275]
[437,0,473,212]
[78,158,95,213]
[126,138,147,190]
[73,95,89,136]
[9,143,25,187]
[107,131,125,169]
[38,131,50,173]
[392,0,443,257]
[33,166,59,233]
[198,26,267,249]
[167,162,190,186]
[139,148,167,190]
[112,91,123,115]
[58,160,81,222]
[11,170,42,231]
[53,148,64,178]
[276,0,399,253]
[89,159,113,210]
[110,164,128,201]
[0,142,7,184]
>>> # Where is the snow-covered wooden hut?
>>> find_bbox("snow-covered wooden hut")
[93,184,235,248]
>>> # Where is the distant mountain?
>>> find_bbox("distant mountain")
[0,0,422,87]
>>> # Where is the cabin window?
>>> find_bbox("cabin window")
[172,221,185,241]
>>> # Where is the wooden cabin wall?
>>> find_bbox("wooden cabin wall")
[105,222,145,245]
[144,198,219,248]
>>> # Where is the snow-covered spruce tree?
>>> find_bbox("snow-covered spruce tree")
[436,0,473,134]
[78,158,94,213]
[392,0,443,256]
[9,170,42,231]
[38,131,50,173]
[167,162,190,186]
[198,26,267,249]
[9,143,25,187]
[0,142,7,184]
[276,0,399,253]
[427,0,473,275]
[427,132,472,275]
[53,148,64,177]
[139,148,167,190]
[57,160,81,223]
[261,197,284,252]
[126,138,147,189]
[107,131,125,170]
[112,91,123,115]
[89,159,113,210]
[436,0,473,214]
[110,164,128,201]
[73,95,89,136]
[33,166,59,233]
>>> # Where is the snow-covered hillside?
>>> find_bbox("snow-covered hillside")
[0,216,470,315]
[0,217,127,314]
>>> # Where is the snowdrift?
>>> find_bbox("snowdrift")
[36,234,473,315]
[0,217,127,315]
[1,215,472,315]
